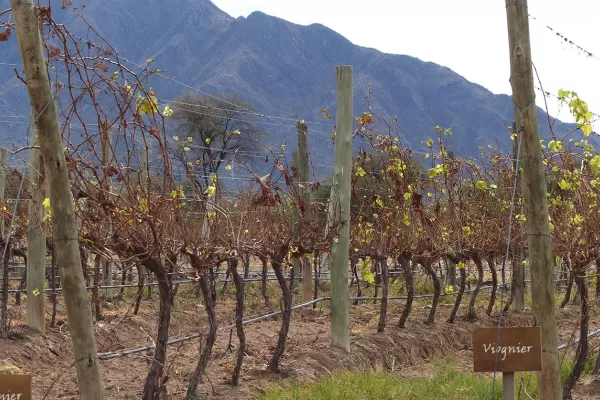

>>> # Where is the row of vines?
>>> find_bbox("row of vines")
[0,6,598,400]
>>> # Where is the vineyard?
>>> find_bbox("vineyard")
[1,1,600,400]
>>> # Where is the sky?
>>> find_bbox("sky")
[212,0,599,125]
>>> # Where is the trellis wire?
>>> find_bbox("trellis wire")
[491,107,525,398]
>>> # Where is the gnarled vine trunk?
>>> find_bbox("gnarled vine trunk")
[120,263,127,298]
[351,257,361,306]
[448,263,466,324]
[186,254,217,399]
[467,254,484,321]
[141,257,173,400]
[503,257,517,312]
[243,252,250,279]
[259,255,270,307]
[398,253,413,328]
[13,248,27,306]
[268,245,290,372]
[230,257,246,385]
[221,265,231,295]
[313,253,319,308]
[377,258,389,333]
[563,269,590,399]
[561,271,574,309]
[422,259,441,325]
[134,263,144,315]
[373,259,380,304]
[486,256,497,315]
[109,236,173,399]
[92,254,102,320]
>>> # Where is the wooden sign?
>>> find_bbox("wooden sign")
[0,375,31,400]
[472,327,542,372]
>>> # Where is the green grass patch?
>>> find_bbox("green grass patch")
[259,356,595,400]
[259,361,504,400]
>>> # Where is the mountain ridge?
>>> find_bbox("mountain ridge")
[0,0,577,165]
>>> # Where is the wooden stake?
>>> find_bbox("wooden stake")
[10,1,104,397]
[297,121,313,302]
[27,110,46,334]
[503,372,515,400]
[505,1,560,398]
[330,66,352,351]
[290,149,300,292]
[101,121,114,300]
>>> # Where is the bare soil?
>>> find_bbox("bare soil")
[0,289,598,399]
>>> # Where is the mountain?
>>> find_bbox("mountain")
[0,0,577,170]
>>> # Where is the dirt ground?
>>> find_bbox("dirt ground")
[1,287,599,399]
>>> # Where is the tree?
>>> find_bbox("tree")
[170,94,263,200]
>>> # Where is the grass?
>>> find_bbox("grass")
[258,356,595,400]
[259,360,504,400]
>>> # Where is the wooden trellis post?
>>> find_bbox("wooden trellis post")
[27,110,47,333]
[10,1,104,396]
[505,1,560,398]
[330,66,353,351]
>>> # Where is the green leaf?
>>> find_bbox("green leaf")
[162,106,173,116]
[475,180,488,191]
[205,186,216,197]
[558,179,572,190]
[356,167,366,177]
[548,140,563,152]
[360,258,375,284]
[558,89,569,100]
[582,124,592,136]
[590,155,600,175]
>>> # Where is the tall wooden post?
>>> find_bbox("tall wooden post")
[505,2,560,398]
[10,1,104,397]
[0,148,6,236]
[512,122,525,312]
[290,149,301,291]
[27,111,47,333]
[330,66,352,351]
[101,121,114,300]
[297,121,313,302]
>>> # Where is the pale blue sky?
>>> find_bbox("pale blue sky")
[212,0,599,124]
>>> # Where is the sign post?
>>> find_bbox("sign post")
[473,327,542,400]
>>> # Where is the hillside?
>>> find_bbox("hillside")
[0,0,575,164]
